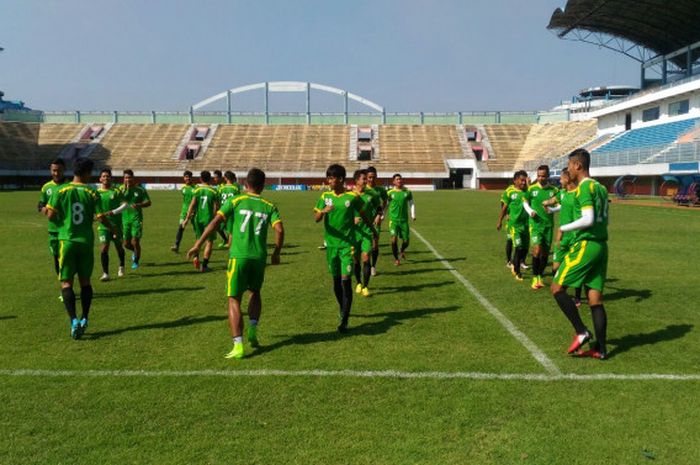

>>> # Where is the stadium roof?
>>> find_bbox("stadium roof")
[548,0,700,66]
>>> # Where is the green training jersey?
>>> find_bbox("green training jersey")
[387,187,413,223]
[180,184,196,216]
[355,187,381,235]
[503,188,528,228]
[573,177,609,242]
[97,186,124,230]
[218,183,241,204]
[500,184,515,205]
[372,184,389,205]
[527,182,559,227]
[119,184,150,223]
[558,189,576,227]
[192,185,218,225]
[217,193,281,260]
[47,182,103,244]
[315,190,366,248]
[40,179,67,233]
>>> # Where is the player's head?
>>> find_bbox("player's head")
[245,168,266,194]
[326,164,346,190]
[567,148,590,181]
[536,165,550,186]
[183,170,193,184]
[200,170,212,184]
[392,173,403,188]
[513,170,528,190]
[73,157,94,180]
[123,169,135,187]
[224,170,236,183]
[49,158,65,182]
[99,168,112,185]
[213,170,222,184]
[353,169,368,190]
[366,166,378,185]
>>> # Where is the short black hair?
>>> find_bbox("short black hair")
[183,170,193,177]
[353,169,368,181]
[568,148,591,170]
[246,168,266,191]
[224,170,236,182]
[50,158,65,167]
[392,173,402,180]
[560,168,570,178]
[513,170,528,180]
[326,164,346,180]
[213,170,223,178]
[123,169,134,177]
[537,165,550,174]
[366,166,377,175]
[200,170,212,183]
[100,168,112,176]
[73,158,94,177]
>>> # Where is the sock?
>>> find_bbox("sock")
[332,277,343,308]
[505,239,513,263]
[553,290,587,334]
[61,287,77,321]
[218,229,227,242]
[371,248,379,267]
[391,242,399,260]
[80,285,93,320]
[590,304,607,353]
[354,262,361,285]
[202,258,209,268]
[513,247,523,275]
[249,319,258,326]
[574,287,582,302]
[531,256,540,277]
[400,241,409,253]
[53,255,60,276]
[362,262,371,288]
[233,336,243,344]
[174,226,184,247]
[118,249,125,267]
[341,278,353,322]
[101,251,109,274]
[134,252,140,265]
[519,248,528,265]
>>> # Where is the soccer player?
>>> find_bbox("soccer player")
[171,170,196,252]
[185,170,219,272]
[38,158,67,282]
[212,169,229,247]
[187,168,284,359]
[524,165,559,290]
[551,148,610,360]
[499,182,516,269]
[45,158,114,339]
[119,170,151,269]
[366,166,388,275]
[496,170,530,281]
[314,164,377,332]
[352,169,382,296]
[97,168,126,281]
[545,169,583,307]
[387,173,416,266]
[219,170,242,246]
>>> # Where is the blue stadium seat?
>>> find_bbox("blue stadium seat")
[594,118,700,153]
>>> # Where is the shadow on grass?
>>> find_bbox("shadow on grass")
[402,257,465,265]
[137,269,220,278]
[372,280,455,295]
[607,324,693,358]
[97,286,205,298]
[85,314,227,340]
[143,260,192,267]
[251,305,459,357]
[0,315,17,321]
[603,284,653,303]
[380,267,448,276]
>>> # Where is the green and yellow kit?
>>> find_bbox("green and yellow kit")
[217,193,281,297]
[354,187,381,254]
[315,190,366,277]
[40,179,67,256]
[119,184,150,241]
[218,183,242,233]
[387,187,413,241]
[503,187,529,248]
[97,186,124,244]
[179,183,196,222]
[192,184,219,241]
[527,182,559,250]
[553,188,576,263]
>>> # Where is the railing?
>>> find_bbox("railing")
[1,109,571,125]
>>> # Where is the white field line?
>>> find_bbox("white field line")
[1,369,700,382]
[411,228,562,376]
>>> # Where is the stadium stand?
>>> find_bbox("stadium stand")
[481,125,531,171]
[594,118,700,153]
[0,122,81,170]
[516,120,597,167]
[374,125,462,173]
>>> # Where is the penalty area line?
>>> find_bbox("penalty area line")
[1,369,700,382]
[411,227,562,376]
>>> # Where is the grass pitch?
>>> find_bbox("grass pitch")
[1,189,700,464]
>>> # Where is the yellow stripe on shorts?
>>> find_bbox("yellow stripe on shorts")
[57,241,65,280]
[557,240,587,285]
[226,258,236,296]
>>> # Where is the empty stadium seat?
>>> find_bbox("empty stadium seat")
[594,118,700,153]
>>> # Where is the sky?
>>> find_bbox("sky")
[0,0,640,113]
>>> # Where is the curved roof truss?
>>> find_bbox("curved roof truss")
[192,81,384,112]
